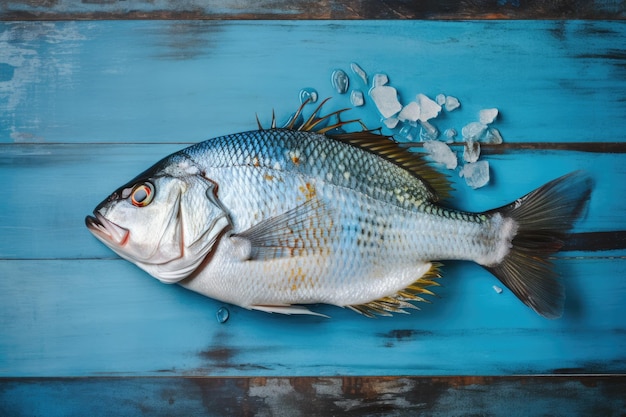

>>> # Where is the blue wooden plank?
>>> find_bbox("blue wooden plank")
[1,21,625,144]
[1,258,624,377]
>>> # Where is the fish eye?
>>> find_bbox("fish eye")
[130,182,154,207]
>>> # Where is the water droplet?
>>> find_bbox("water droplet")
[299,88,318,104]
[216,307,230,323]
[331,69,349,94]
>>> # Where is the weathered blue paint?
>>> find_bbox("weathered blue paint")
[0,22,625,417]
[1,21,625,145]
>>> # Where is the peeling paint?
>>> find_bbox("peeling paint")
[0,22,85,142]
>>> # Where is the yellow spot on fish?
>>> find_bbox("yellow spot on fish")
[264,174,274,182]
[343,171,351,180]
[289,150,302,165]
[253,157,260,167]
[298,182,316,201]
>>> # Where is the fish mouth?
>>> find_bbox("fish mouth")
[85,213,130,247]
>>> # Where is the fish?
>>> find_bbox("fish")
[85,100,592,319]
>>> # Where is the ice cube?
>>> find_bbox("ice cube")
[419,120,439,141]
[462,122,487,141]
[370,85,402,118]
[436,94,446,106]
[479,108,498,124]
[444,128,457,142]
[459,160,490,189]
[416,94,441,122]
[444,96,461,112]
[397,123,419,141]
[331,69,349,94]
[372,73,389,87]
[424,140,457,169]
[482,127,503,144]
[463,140,481,163]
[350,62,368,85]
[398,101,421,122]
[350,90,365,107]
[384,117,399,129]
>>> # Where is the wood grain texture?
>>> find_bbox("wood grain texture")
[2,376,626,416]
[1,19,625,415]
[1,0,625,20]
[2,21,626,145]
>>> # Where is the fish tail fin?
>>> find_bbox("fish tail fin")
[483,171,592,319]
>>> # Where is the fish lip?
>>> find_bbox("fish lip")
[85,212,130,246]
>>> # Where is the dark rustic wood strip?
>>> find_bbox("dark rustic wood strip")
[1,0,624,20]
[563,231,626,252]
[403,142,626,154]
[1,376,624,416]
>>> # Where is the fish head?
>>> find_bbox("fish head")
[85,155,231,284]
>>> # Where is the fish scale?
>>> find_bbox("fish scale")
[87,108,592,318]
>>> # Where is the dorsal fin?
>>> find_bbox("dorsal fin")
[347,262,443,318]
[258,98,452,201]
[328,130,452,201]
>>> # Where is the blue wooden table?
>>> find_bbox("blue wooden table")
[1,13,625,416]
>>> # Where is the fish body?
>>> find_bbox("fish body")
[86,109,591,318]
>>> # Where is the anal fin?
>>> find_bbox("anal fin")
[250,304,330,318]
[347,262,443,318]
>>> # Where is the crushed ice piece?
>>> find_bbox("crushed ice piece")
[444,128,457,142]
[419,120,439,141]
[436,94,446,106]
[463,140,481,163]
[397,123,419,141]
[350,90,365,107]
[462,122,487,141]
[482,127,503,144]
[383,117,399,129]
[416,94,441,122]
[424,140,457,169]
[372,73,389,87]
[299,88,318,104]
[370,85,402,118]
[479,108,499,124]
[493,285,503,294]
[459,160,490,189]
[445,96,461,112]
[350,62,368,85]
[331,69,349,94]
[398,101,421,122]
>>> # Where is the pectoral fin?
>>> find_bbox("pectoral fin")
[233,198,335,261]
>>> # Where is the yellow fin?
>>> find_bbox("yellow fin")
[347,262,443,318]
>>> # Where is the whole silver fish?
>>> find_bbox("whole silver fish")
[86,105,591,318]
